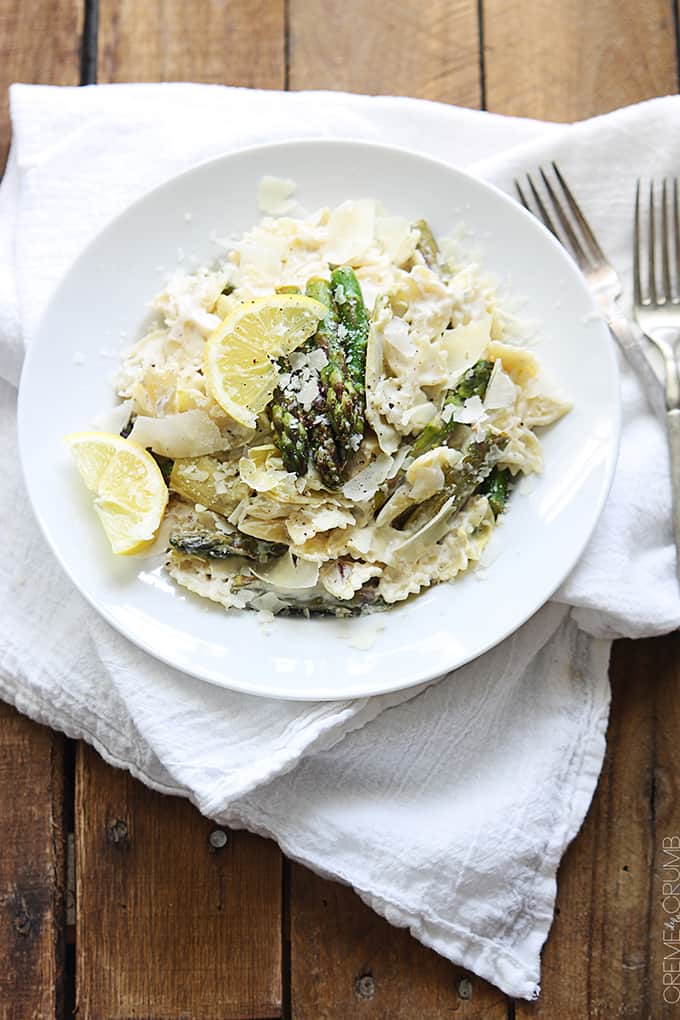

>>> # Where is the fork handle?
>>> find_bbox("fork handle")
[606,312,665,418]
[666,409,680,584]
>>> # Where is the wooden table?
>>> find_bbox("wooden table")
[2,2,679,1017]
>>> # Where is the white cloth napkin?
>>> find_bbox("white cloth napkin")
[1,84,678,1000]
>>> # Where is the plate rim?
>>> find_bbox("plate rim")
[17,137,622,699]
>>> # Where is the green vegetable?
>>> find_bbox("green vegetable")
[269,388,311,476]
[399,435,507,531]
[481,466,512,518]
[411,359,494,457]
[414,218,439,269]
[306,276,360,458]
[330,266,370,400]
[269,270,370,488]
[169,527,285,564]
[307,399,343,489]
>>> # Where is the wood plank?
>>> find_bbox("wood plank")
[288,0,481,106]
[0,4,81,1014]
[0,0,83,168]
[0,702,65,1020]
[98,0,285,88]
[75,744,283,1019]
[483,0,677,121]
[515,636,680,1019]
[648,634,680,1018]
[289,863,508,1018]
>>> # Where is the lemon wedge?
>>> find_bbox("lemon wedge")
[66,431,168,555]
[204,293,326,428]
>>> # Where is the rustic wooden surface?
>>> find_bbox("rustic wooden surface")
[75,745,283,1019]
[483,0,678,121]
[0,704,65,1020]
[0,0,82,168]
[288,0,481,105]
[1,0,679,1017]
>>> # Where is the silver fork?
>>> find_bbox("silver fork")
[633,179,680,578]
[515,163,663,418]
[633,180,680,407]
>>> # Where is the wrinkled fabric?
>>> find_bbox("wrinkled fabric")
[0,84,676,999]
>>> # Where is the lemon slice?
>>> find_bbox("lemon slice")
[66,431,168,555]
[204,293,326,428]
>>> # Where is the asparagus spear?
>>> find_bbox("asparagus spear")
[398,434,507,532]
[411,359,494,457]
[307,397,343,489]
[269,387,311,476]
[307,275,363,457]
[481,466,512,518]
[170,526,286,564]
[414,218,439,269]
[330,266,370,403]
[269,270,369,486]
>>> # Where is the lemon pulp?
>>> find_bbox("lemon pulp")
[66,432,168,555]
[204,293,326,428]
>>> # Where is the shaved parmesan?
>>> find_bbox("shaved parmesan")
[383,317,415,358]
[440,314,492,379]
[452,395,487,425]
[484,360,517,410]
[128,410,226,458]
[257,176,297,216]
[251,550,320,589]
[94,398,134,435]
[250,591,287,615]
[406,447,462,501]
[325,199,375,264]
[342,452,395,501]
[239,452,292,493]
[375,215,416,263]
[306,348,328,371]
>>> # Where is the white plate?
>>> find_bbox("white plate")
[18,140,620,700]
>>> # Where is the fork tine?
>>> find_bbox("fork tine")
[662,178,672,302]
[514,179,530,210]
[525,174,560,239]
[649,181,657,303]
[550,161,606,263]
[634,179,643,306]
[674,178,680,301]
[539,167,590,268]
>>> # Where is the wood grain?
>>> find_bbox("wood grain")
[0,703,65,1020]
[0,6,79,1015]
[288,0,481,106]
[0,0,82,168]
[98,0,286,88]
[483,0,677,121]
[75,744,283,1019]
[514,637,680,1019]
[289,863,508,1019]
